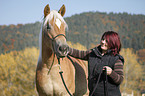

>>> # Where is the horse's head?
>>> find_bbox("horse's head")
[42,4,69,58]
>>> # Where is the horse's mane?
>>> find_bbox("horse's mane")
[43,10,68,30]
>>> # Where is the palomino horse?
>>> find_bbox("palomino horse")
[36,4,88,96]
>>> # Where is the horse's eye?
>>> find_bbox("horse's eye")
[47,22,51,30]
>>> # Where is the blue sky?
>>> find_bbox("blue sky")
[0,0,145,25]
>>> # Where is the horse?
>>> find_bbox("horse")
[36,4,89,96]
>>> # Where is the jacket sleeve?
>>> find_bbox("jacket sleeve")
[68,47,91,60]
[109,59,124,85]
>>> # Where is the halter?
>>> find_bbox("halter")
[44,29,66,41]
[44,30,72,96]
[44,30,67,74]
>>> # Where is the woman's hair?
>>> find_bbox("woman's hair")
[101,31,121,55]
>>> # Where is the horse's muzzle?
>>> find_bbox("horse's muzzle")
[57,44,69,58]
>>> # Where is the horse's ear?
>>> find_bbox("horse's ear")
[58,4,66,17]
[44,4,50,18]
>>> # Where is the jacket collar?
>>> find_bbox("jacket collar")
[92,45,112,57]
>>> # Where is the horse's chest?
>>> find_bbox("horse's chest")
[37,67,68,95]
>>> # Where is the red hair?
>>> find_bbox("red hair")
[101,31,121,55]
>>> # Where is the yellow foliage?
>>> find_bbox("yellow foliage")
[0,45,143,95]
[0,47,39,96]
[67,41,87,50]
[120,48,143,94]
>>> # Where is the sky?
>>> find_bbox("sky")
[0,0,145,25]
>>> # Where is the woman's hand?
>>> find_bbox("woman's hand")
[103,66,112,75]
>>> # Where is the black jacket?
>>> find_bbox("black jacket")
[88,46,124,96]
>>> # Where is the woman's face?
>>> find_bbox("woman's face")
[100,39,109,51]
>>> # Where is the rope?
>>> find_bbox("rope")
[104,67,108,96]
[57,58,73,96]
[90,67,108,96]
[47,54,55,75]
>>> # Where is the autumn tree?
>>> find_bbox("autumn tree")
[0,47,39,96]
[120,48,143,95]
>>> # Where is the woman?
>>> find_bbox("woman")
[68,31,124,96]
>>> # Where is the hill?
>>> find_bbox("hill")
[0,12,144,54]
[0,22,41,53]
[65,12,145,50]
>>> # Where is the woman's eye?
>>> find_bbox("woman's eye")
[102,38,105,41]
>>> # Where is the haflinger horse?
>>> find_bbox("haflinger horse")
[36,4,89,96]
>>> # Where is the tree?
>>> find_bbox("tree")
[120,48,143,95]
[0,47,39,96]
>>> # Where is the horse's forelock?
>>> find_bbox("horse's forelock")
[43,10,68,30]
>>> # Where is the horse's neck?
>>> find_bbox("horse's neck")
[41,34,56,68]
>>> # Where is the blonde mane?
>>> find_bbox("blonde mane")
[43,10,68,30]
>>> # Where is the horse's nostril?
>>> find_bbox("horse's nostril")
[59,46,62,51]
[58,45,69,52]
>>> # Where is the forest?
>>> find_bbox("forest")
[0,12,144,53]
[0,11,145,95]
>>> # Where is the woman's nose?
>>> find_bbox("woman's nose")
[102,40,106,43]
